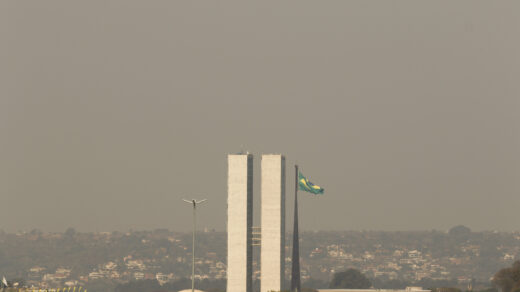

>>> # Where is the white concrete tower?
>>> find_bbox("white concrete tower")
[227,154,253,292]
[261,154,286,292]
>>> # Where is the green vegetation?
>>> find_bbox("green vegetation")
[493,261,520,292]
[329,268,371,289]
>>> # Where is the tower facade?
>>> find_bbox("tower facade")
[227,154,253,292]
[261,154,286,292]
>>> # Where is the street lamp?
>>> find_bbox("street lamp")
[182,198,207,292]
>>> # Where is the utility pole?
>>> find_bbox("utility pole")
[182,198,207,292]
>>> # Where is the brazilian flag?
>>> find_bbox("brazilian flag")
[298,172,324,194]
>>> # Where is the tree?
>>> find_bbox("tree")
[329,269,371,289]
[448,225,471,237]
[493,261,520,292]
[65,227,76,238]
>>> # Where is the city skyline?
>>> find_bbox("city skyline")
[0,228,518,291]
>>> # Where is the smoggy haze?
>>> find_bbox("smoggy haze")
[1,1,519,232]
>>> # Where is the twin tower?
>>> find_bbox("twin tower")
[227,154,286,292]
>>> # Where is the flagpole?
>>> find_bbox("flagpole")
[291,165,301,292]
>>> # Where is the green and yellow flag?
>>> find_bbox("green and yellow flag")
[298,172,324,194]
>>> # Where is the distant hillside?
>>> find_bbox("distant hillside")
[0,228,517,292]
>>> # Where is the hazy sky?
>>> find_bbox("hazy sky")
[1,1,519,233]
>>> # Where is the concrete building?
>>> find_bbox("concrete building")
[261,154,286,292]
[227,154,253,292]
